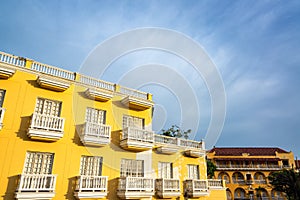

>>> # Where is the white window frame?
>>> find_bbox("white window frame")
[122,115,144,129]
[85,107,106,124]
[158,162,173,179]
[22,151,54,175]
[34,98,61,116]
[187,164,199,179]
[120,159,144,177]
[80,156,103,176]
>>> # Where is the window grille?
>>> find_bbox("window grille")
[85,107,106,124]
[158,162,173,179]
[187,164,199,179]
[35,98,61,116]
[80,156,103,176]
[122,115,144,129]
[120,159,144,177]
[23,152,54,174]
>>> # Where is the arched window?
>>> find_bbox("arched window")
[232,172,245,184]
[271,190,285,200]
[254,172,267,184]
[226,188,232,200]
[256,188,269,199]
[218,172,230,183]
[234,188,246,199]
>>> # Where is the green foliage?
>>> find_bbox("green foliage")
[206,160,217,178]
[161,125,191,139]
[268,169,300,200]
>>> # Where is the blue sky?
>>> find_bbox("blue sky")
[1,0,299,157]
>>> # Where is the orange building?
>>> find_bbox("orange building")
[207,147,295,200]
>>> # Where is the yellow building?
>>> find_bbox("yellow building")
[0,50,226,200]
[207,147,295,200]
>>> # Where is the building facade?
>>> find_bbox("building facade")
[207,147,296,200]
[0,51,226,200]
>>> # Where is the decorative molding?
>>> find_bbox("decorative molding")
[0,66,16,79]
[121,96,154,110]
[37,76,70,92]
[15,192,55,200]
[74,192,107,199]
[85,88,113,101]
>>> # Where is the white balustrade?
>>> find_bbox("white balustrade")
[0,107,5,128]
[119,86,148,100]
[208,179,223,188]
[0,51,25,67]
[122,127,154,143]
[30,113,65,132]
[80,75,115,91]
[185,179,208,192]
[154,134,178,145]
[118,177,154,192]
[17,174,57,192]
[31,61,75,80]
[156,178,180,192]
[77,175,108,191]
[83,122,111,138]
[179,139,203,149]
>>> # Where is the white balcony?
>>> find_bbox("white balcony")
[184,179,209,197]
[120,127,154,151]
[208,179,225,189]
[15,174,57,200]
[74,175,108,199]
[28,113,65,141]
[117,177,155,199]
[154,135,179,154]
[79,122,111,146]
[0,107,5,129]
[155,178,181,198]
[180,139,205,157]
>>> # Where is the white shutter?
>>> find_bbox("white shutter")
[23,152,54,174]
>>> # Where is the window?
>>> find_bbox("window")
[122,115,144,129]
[85,107,106,124]
[187,164,199,179]
[80,156,103,176]
[23,152,54,174]
[120,159,144,177]
[35,98,61,116]
[0,89,5,107]
[158,162,173,179]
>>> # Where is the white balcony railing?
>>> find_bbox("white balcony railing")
[30,113,65,132]
[208,179,224,188]
[31,61,75,80]
[118,177,155,192]
[0,107,5,129]
[80,122,111,146]
[119,86,148,100]
[156,178,180,192]
[154,134,178,145]
[76,175,108,192]
[0,51,25,67]
[184,179,209,197]
[122,127,154,143]
[17,174,57,192]
[80,75,115,91]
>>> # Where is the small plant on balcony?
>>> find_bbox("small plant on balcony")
[161,125,191,139]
